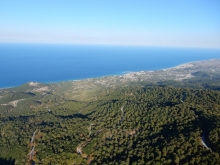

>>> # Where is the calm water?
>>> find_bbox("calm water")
[1,43,220,88]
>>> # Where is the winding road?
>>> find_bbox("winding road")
[31,130,38,143]
[118,106,124,125]
[201,134,209,149]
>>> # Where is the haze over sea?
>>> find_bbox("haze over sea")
[1,43,220,88]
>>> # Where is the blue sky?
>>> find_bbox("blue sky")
[0,0,220,48]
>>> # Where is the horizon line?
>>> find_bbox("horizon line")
[0,41,220,50]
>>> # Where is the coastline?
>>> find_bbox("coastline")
[1,44,220,89]
[1,58,219,89]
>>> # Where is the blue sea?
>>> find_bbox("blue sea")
[1,43,220,88]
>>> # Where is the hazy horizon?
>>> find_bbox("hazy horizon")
[1,0,220,49]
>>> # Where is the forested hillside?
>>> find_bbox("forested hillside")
[0,83,220,164]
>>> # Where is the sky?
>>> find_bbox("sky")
[0,0,220,48]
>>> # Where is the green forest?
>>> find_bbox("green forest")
[0,81,220,165]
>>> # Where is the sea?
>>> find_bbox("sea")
[1,43,220,88]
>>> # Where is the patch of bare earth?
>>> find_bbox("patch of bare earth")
[29,82,39,87]
[32,87,50,92]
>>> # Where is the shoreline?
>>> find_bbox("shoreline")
[0,58,219,89]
